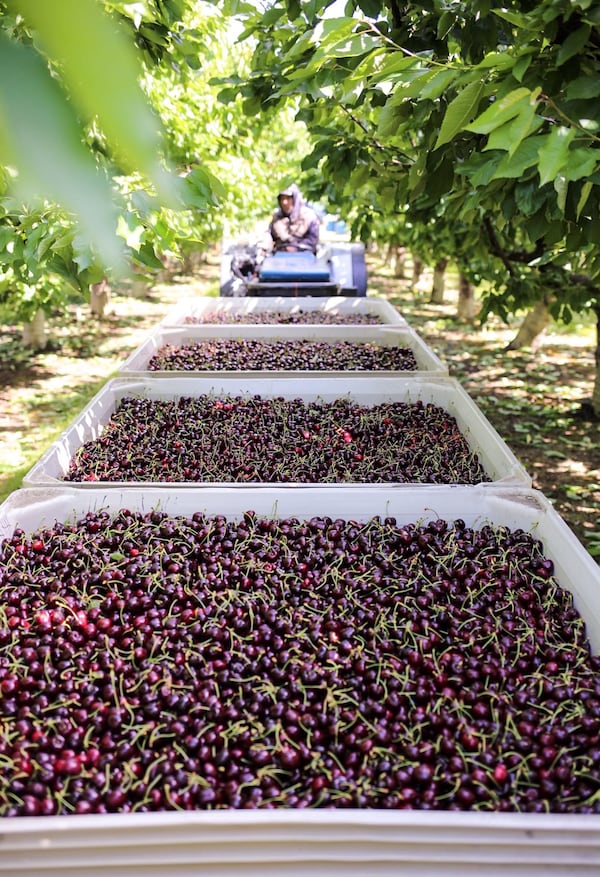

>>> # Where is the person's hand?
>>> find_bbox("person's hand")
[272,218,290,241]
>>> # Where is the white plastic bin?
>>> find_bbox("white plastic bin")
[159,295,408,327]
[22,375,530,487]
[117,325,447,376]
[1,809,600,875]
[0,486,599,874]
[1,485,597,644]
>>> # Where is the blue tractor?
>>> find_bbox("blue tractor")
[220,239,368,298]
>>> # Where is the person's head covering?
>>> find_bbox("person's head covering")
[277,184,302,220]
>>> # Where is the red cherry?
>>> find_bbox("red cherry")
[493,764,508,783]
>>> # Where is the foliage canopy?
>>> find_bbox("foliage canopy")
[213,0,600,327]
[1,0,600,353]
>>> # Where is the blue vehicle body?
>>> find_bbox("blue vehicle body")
[220,241,368,297]
[258,251,331,284]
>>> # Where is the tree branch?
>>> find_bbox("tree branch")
[341,106,410,167]
[482,217,545,271]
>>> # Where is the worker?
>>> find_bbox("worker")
[267,184,320,254]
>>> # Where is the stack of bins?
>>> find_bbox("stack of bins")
[2,294,600,875]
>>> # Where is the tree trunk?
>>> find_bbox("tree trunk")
[411,255,424,287]
[457,273,475,322]
[590,306,600,418]
[430,257,448,304]
[90,278,111,317]
[505,295,553,351]
[156,252,183,282]
[388,243,406,278]
[181,248,206,275]
[22,308,48,350]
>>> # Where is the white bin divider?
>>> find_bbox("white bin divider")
[1,485,598,648]
[1,809,600,875]
[117,324,448,376]
[159,294,408,327]
[22,375,530,487]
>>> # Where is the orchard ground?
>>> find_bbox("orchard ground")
[0,249,598,561]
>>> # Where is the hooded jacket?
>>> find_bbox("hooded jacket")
[269,184,320,253]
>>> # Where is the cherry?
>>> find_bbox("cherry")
[147,338,418,372]
[65,395,487,485]
[183,310,384,326]
[0,509,598,817]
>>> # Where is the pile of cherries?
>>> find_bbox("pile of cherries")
[1,508,598,816]
[64,395,489,484]
[147,339,418,372]
[183,310,384,325]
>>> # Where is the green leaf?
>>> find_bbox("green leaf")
[476,51,516,71]
[587,540,600,558]
[357,0,382,16]
[466,87,532,135]
[554,173,568,213]
[492,137,541,179]
[72,248,95,273]
[420,68,458,101]
[512,53,533,83]
[407,149,427,194]
[484,103,541,155]
[158,0,186,24]
[556,24,591,66]
[524,211,555,242]
[285,0,301,20]
[492,8,527,27]
[16,0,179,207]
[376,102,405,138]
[464,153,503,187]
[36,232,55,262]
[391,69,438,100]
[434,80,484,148]
[258,6,285,26]
[134,241,164,269]
[424,155,454,199]
[563,148,598,182]
[437,10,455,39]
[0,227,15,252]
[565,75,600,100]
[378,65,427,103]
[350,163,371,189]
[138,23,169,46]
[320,31,381,59]
[180,166,226,207]
[0,34,123,269]
[576,180,593,219]
[284,27,318,60]
[369,51,420,83]
[514,179,547,215]
[538,126,575,186]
